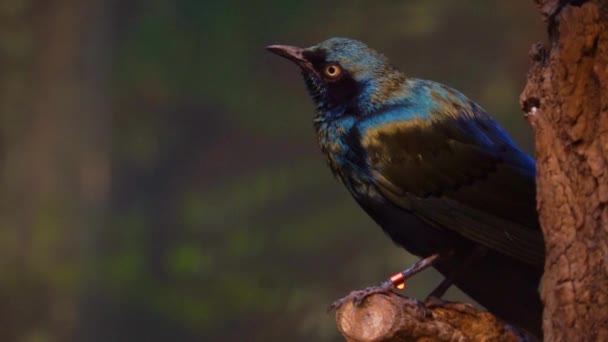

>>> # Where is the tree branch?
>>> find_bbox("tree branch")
[335,293,529,342]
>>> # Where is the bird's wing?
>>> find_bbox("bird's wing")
[360,104,544,267]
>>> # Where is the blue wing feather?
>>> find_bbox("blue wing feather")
[356,80,543,266]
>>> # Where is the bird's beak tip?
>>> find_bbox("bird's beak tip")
[266,45,305,62]
[266,44,316,74]
[265,45,284,52]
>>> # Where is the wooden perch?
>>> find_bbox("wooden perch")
[335,292,529,342]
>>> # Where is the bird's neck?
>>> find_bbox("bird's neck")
[313,113,359,177]
[310,69,411,181]
[313,114,377,199]
[311,72,411,170]
[313,114,353,162]
[356,71,409,115]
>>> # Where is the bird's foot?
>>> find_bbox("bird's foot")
[403,297,431,318]
[424,295,447,308]
[328,281,393,311]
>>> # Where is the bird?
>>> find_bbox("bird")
[266,38,544,338]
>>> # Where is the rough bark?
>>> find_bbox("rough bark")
[520,0,608,341]
[335,293,528,342]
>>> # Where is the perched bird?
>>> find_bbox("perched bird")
[267,38,544,337]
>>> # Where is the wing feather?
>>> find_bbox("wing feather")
[360,100,544,267]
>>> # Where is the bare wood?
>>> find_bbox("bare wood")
[520,1,608,341]
[335,293,527,342]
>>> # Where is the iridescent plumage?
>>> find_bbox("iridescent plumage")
[268,38,544,337]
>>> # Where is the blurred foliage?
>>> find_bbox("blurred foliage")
[0,0,542,341]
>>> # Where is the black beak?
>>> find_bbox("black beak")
[266,45,315,73]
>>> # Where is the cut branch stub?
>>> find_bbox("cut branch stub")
[335,293,528,342]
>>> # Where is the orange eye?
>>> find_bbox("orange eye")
[323,64,342,79]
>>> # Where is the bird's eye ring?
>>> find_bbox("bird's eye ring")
[323,64,342,79]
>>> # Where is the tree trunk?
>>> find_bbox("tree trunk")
[520,0,608,341]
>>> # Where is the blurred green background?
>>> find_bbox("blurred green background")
[0,1,542,341]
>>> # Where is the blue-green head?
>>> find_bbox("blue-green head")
[267,38,406,117]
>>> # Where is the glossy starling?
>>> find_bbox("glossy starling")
[267,38,544,337]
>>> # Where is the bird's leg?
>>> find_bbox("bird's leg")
[327,280,394,312]
[425,247,488,310]
[426,277,453,301]
[329,253,441,311]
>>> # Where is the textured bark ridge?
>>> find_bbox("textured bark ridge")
[335,293,528,342]
[520,1,608,341]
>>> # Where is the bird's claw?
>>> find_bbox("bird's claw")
[405,297,430,318]
[424,295,447,308]
[328,282,393,312]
